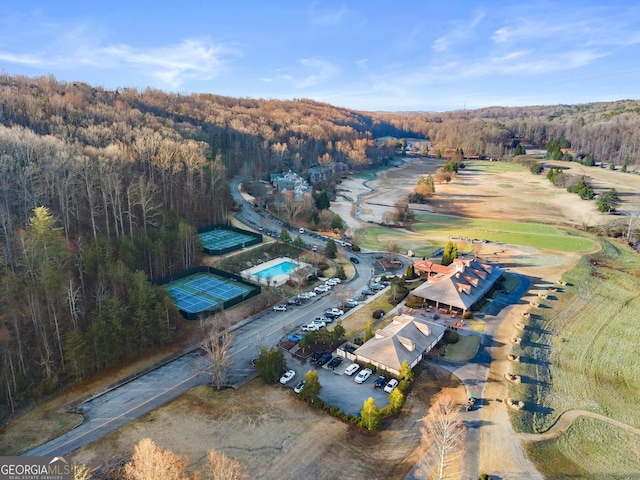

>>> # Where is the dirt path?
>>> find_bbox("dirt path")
[518,409,640,443]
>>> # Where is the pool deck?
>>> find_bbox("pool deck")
[240,256,309,286]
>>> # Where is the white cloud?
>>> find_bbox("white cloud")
[101,38,234,88]
[432,11,485,52]
[311,5,350,26]
[0,29,237,89]
[280,58,338,89]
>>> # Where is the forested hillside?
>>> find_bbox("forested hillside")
[380,101,640,164]
[0,74,412,418]
[0,73,637,419]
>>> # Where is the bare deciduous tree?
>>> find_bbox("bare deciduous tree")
[72,463,92,480]
[124,438,190,480]
[418,392,466,480]
[205,449,249,480]
[198,315,234,390]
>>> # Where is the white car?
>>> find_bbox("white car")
[311,318,326,328]
[345,299,358,308]
[326,308,344,316]
[326,278,339,286]
[330,277,342,284]
[384,378,399,393]
[306,290,317,297]
[315,315,331,324]
[273,304,287,312]
[354,368,373,384]
[294,380,305,393]
[344,363,360,376]
[279,369,296,384]
[314,285,330,293]
[298,292,311,300]
[302,323,320,332]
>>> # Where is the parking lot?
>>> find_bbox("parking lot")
[282,351,391,416]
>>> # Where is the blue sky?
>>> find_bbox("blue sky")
[1,1,639,111]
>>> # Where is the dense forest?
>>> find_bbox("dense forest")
[0,73,638,419]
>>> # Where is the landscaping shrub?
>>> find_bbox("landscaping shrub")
[463,311,473,320]
[372,309,385,319]
[443,328,459,344]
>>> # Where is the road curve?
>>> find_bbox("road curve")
[518,409,640,442]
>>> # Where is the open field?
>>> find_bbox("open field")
[508,239,640,477]
[71,371,464,479]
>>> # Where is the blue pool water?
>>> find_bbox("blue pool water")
[254,260,298,279]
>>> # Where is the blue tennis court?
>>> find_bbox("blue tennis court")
[199,228,258,253]
[164,272,255,316]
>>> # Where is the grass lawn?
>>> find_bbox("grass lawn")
[509,239,640,477]
[444,335,481,362]
[357,226,440,257]
[412,213,596,252]
[463,160,527,174]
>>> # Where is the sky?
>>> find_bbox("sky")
[1,1,639,112]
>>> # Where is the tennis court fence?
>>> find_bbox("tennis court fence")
[197,223,262,256]
[155,266,261,320]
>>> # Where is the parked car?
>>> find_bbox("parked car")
[317,352,333,366]
[384,379,399,393]
[345,299,359,308]
[294,380,305,394]
[315,315,331,324]
[349,256,360,264]
[302,323,320,332]
[312,245,318,252]
[326,308,344,317]
[306,290,317,297]
[370,283,385,291]
[299,228,305,234]
[279,369,296,384]
[287,298,301,306]
[298,292,311,300]
[314,285,330,294]
[344,363,360,376]
[354,368,373,384]
[374,375,387,388]
[310,350,327,362]
[311,319,326,328]
[287,333,303,342]
[361,289,374,296]
[327,357,343,370]
[273,304,287,312]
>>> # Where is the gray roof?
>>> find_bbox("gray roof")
[354,314,446,373]
[410,258,503,310]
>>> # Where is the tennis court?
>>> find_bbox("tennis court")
[165,272,255,316]
[198,226,262,255]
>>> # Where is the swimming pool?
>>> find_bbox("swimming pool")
[254,260,298,279]
[241,257,310,287]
